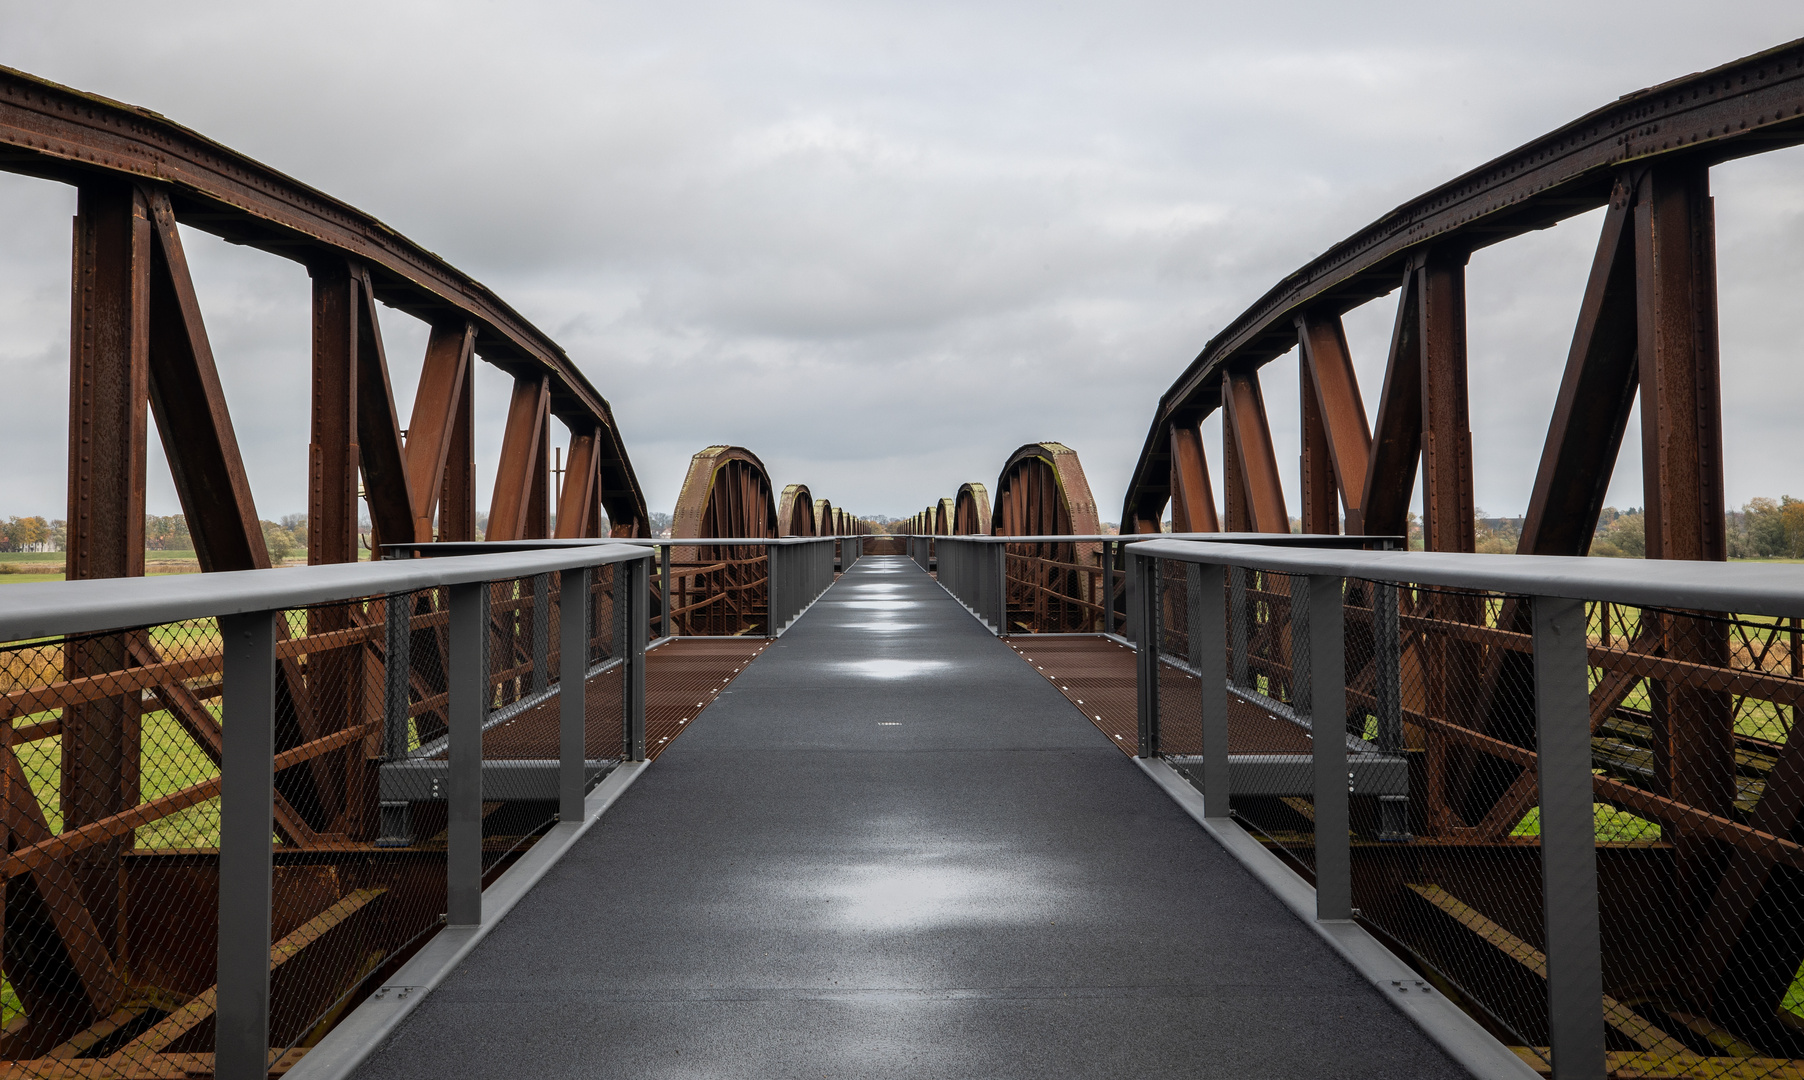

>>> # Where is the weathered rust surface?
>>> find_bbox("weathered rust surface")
[991,443,1100,536]
[777,484,816,537]
[1123,37,1804,532]
[953,482,992,535]
[0,64,649,537]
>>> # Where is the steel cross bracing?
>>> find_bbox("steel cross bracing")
[1121,37,1804,554]
[0,64,650,562]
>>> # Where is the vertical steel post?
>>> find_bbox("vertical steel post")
[991,541,1006,635]
[530,572,550,693]
[1535,595,1606,1080]
[658,543,672,640]
[1374,581,1409,839]
[770,543,786,637]
[623,556,648,761]
[1134,551,1161,757]
[1100,541,1112,635]
[1124,545,1139,645]
[447,581,486,927]
[1196,562,1230,817]
[559,568,589,823]
[217,610,276,1080]
[1185,563,1204,670]
[1308,573,1351,921]
[1229,566,1249,687]
[383,592,411,761]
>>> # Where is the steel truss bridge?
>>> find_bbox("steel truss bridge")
[2,38,1804,1080]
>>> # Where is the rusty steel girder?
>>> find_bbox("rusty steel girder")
[992,443,1101,537]
[954,483,992,535]
[1122,38,1804,544]
[0,64,650,547]
[778,484,817,537]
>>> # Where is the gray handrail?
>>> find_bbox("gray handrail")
[1123,539,1804,1080]
[0,544,651,1079]
[1128,538,1804,617]
[385,537,846,639]
[0,544,649,642]
[895,532,1401,547]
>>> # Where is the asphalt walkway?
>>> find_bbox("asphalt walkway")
[352,556,1470,1079]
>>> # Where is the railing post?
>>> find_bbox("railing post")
[658,543,672,640]
[1196,563,1230,818]
[447,581,486,927]
[768,543,784,638]
[1124,546,1139,645]
[1229,566,1249,687]
[1374,581,1408,839]
[530,572,550,693]
[1096,537,1111,638]
[383,592,411,761]
[559,567,589,823]
[1535,595,1605,1080]
[217,610,276,1080]
[992,541,1006,634]
[1134,550,1160,758]
[1308,573,1351,921]
[623,556,648,761]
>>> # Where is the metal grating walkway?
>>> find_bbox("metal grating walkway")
[350,557,1470,1079]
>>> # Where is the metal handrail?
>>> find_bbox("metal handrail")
[1126,540,1804,1079]
[1128,539,1804,619]
[0,544,649,643]
[0,544,651,1079]
[384,535,854,639]
[894,532,1401,546]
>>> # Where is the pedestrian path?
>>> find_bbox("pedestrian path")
[351,556,1470,1079]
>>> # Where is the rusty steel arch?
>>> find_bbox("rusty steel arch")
[671,446,778,539]
[1114,40,1804,1063]
[0,65,650,567]
[778,484,817,537]
[933,498,954,535]
[0,65,661,1070]
[953,483,992,535]
[815,499,834,536]
[668,446,776,636]
[990,443,1103,632]
[992,443,1100,536]
[1124,38,1804,549]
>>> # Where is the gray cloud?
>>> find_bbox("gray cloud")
[0,1,1800,524]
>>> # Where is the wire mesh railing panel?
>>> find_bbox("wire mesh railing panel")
[0,591,465,1075]
[1574,601,1804,1077]
[1332,580,1553,1063]
[1216,568,1324,879]
[1141,549,1804,1076]
[475,577,560,879]
[263,593,445,1068]
[1153,559,1203,756]
[2,619,227,1069]
[587,564,618,668]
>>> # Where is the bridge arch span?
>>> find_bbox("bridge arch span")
[778,484,817,536]
[992,443,1100,537]
[672,446,777,539]
[953,483,992,535]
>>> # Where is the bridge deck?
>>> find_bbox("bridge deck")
[351,556,1469,1079]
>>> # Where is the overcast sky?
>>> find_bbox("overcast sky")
[1,2,1801,527]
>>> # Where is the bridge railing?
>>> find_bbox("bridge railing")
[1129,539,1804,1080]
[388,536,852,640]
[914,534,1391,636]
[0,544,648,1079]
